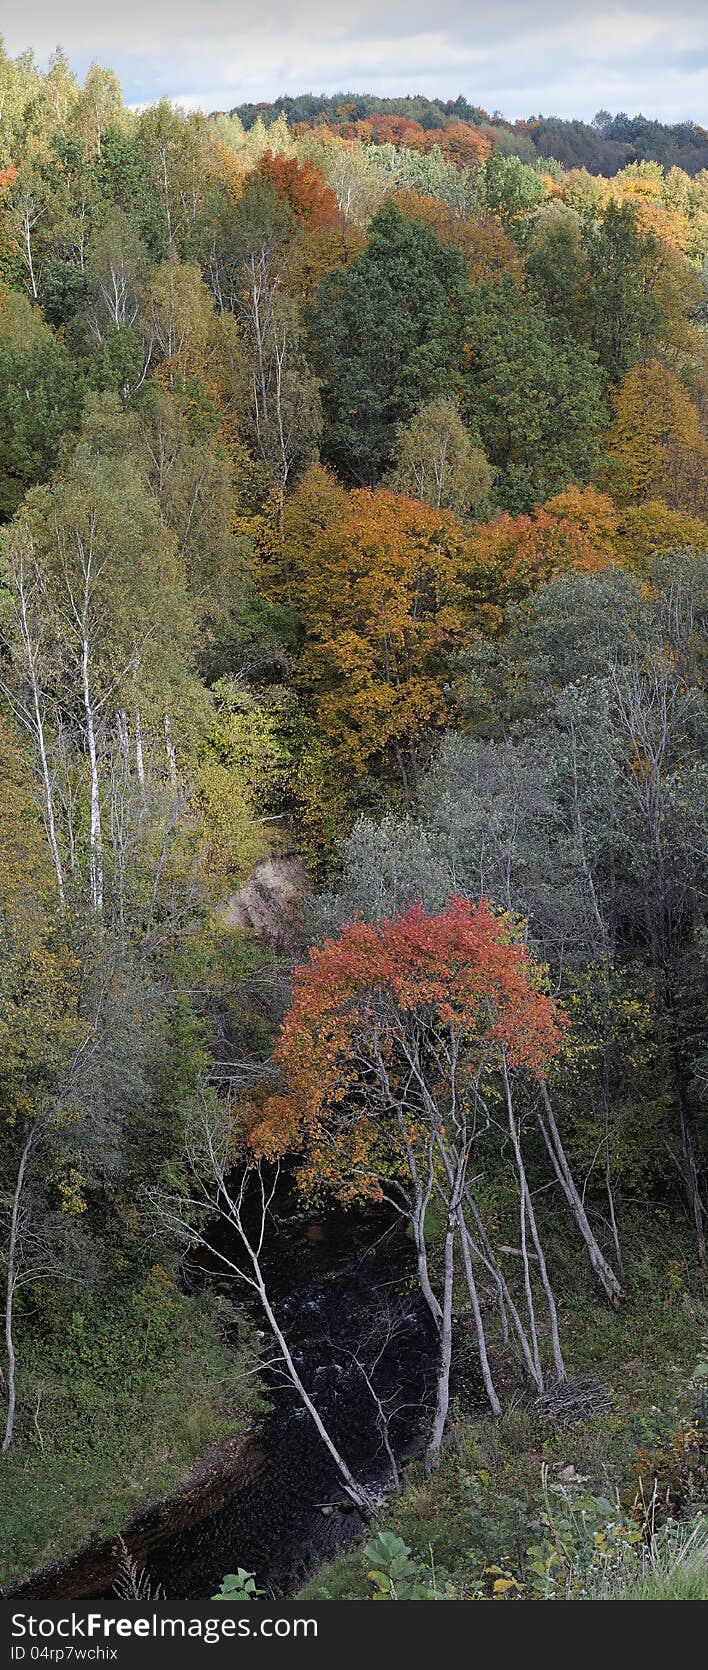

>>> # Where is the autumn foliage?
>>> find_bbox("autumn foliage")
[252,897,565,1199]
[605,358,707,513]
[278,469,472,778]
[258,151,342,227]
[466,497,612,625]
[393,191,524,288]
[313,115,492,166]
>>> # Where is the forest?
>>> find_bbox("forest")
[0,38,706,1604]
[234,95,708,176]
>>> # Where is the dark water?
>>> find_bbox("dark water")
[147,1200,436,1601]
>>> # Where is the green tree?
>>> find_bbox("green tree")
[308,202,470,483]
[479,151,546,222]
[523,203,591,338]
[0,286,82,520]
[1,436,195,916]
[584,201,664,380]
[462,278,608,512]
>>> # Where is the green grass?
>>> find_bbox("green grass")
[591,1519,708,1600]
[608,1560,708,1600]
[0,1269,263,1589]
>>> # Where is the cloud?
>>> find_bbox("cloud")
[1,1,706,121]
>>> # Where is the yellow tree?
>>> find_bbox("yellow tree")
[616,500,708,569]
[605,358,707,513]
[282,472,471,792]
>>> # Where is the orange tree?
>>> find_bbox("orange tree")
[280,475,472,793]
[466,501,612,630]
[253,898,568,1459]
[257,151,342,229]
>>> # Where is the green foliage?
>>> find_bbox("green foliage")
[0,318,82,520]
[479,152,546,221]
[212,1569,265,1601]
[309,203,470,483]
[462,278,608,512]
[585,201,665,379]
[0,1279,261,1586]
[386,395,493,518]
[363,1532,449,1599]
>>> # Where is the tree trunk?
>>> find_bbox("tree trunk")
[135,708,145,788]
[3,1129,35,1454]
[503,1062,565,1384]
[537,1082,622,1305]
[164,713,177,790]
[456,1208,501,1416]
[15,556,65,903]
[29,669,65,906]
[462,1195,543,1391]
[425,1222,455,1473]
[673,1046,706,1268]
[411,1193,443,1333]
[81,635,103,913]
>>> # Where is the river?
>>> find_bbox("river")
[145,1194,436,1599]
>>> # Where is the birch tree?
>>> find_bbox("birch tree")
[1,442,194,918]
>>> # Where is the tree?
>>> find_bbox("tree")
[311,134,389,227]
[584,201,665,379]
[386,396,493,518]
[84,208,148,343]
[280,474,471,791]
[523,202,590,337]
[280,221,366,305]
[253,899,568,1459]
[235,265,322,510]
[605,359,707,514]
[543,484,622,553]
[258,152,342,228]
[150,1123,378,1515]
[479,153,546,221]
[207,170,322,510]
[392,192,525,290]
[70,63,125,161]
[136,102,213,256]
[461,278,608,513]
[0,285,82,520]
[126,384,252,654]
[459,558,706,1260]
[616,501,708,569]
[606,555,708,1260]
[1,440,194,917]
[308,203,470,483]
[465,502,612,628]
[0,725,84,1450]
[139,257,216,384]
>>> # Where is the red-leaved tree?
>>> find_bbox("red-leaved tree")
[253,899,568,1463]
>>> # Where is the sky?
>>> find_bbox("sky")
[1,1,706,124]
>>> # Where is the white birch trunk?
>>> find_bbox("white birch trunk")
[3,1129,35,1454]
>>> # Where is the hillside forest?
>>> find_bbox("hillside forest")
[0,43,707,1602]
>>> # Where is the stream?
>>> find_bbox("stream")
[142,1196,436,1600]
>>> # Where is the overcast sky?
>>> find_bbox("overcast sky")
[2,1,706,123]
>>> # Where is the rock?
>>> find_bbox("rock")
[220,855,308,946]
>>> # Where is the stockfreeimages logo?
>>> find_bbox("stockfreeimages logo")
[10,1614,318,1650]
